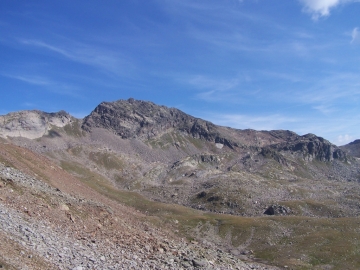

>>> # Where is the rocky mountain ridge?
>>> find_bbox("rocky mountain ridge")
[81,98,349,163]
[1,99,351,162]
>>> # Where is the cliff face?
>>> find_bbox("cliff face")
[271,133,348,162]
[82,98,197,139]
[81,98,235,147]
[0,110,72,139]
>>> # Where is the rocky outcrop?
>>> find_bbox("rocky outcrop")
[271,133,348,162]
[264,204,291,216]
[171,153,221,170]
[0,110,72,139]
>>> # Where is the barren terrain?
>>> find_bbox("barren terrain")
[1,98,360,269]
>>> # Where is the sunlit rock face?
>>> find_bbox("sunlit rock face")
[0,110,72,139]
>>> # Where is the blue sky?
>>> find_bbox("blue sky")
[1,0,360,145]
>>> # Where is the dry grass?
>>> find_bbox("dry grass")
[88,151,125,170]
[58,159,360,269]
[3,137,359,269]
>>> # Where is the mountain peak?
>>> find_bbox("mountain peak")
[82,98,214,140]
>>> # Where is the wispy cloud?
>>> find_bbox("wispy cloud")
[19,39,135,77]
[318,73,360,101]
[336,134,354,145]
[21,40,69,57]
[351,27,360,44]
[286,72,360,111]
[181,74,250,103]
[299,0,360,20]
[3,74,52,86]
[312,104,335,115]
[2,73,81,97]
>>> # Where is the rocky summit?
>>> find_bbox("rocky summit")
[1,98,360,269]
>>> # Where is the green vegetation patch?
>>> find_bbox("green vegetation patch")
[88,151,124,170]
[63,120,84,137]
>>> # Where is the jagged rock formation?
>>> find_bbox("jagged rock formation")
[82,98,198,139]
[82,98,239,149]
[270,133,348,162]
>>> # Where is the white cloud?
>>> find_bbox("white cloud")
[313,104,335,114]
[351,27,360,44]
[299,0,359,19]
[336,134,354,145]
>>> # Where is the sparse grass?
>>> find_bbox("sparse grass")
[292,161,316,179]
[63,120,84,137]
[59,158,360,270]
[0,156,14,168]
[88,151,124,170]
[281,199,342,217]
[0,143,51,184]
[68,146,83,157]
[187,136,205,150]
[169,179,188,185]
[147,133,175,149]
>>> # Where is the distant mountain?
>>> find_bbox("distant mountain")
[340,139,360,158]
[82,98,348,163]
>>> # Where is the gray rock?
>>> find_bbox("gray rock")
[192,258,208,267]
[264,204,290,216]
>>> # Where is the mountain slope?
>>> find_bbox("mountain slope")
[1,139,276,270]
[340,139,360,158]
[1,98,360,269]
